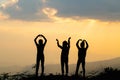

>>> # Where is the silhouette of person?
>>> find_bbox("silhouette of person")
[56,37,71,76]
[34,34,47,77]
[75,39,89,78]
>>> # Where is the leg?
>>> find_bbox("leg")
[61,59,64,75]
[36,58,40,78]
[65,59,68,76]
[82,61,85,78]
[41,56,44,76]
[75,59,81,75]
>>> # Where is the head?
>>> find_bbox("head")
[63,41,68,47]
[80,41,84,48]
[39,39,43,45]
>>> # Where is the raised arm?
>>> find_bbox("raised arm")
[34,34,40,45]
[76,39,82,49]
[68,37,71,48]
[56,39,62,49]
[84,40,89,49]
[40,34,47,46]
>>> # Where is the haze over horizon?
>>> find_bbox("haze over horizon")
[0,0,120,67]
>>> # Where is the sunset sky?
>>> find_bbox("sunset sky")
[0,0,120,67]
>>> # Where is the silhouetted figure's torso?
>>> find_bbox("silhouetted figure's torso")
[34,34,47,78]
[75,39,89,79]
[56,37,71,75]
[61,46,69,61]
[36,44,44,58]
[78,48,87,61]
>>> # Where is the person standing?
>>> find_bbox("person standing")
[56,37,71,76]
[34,34,47,78]
[75,39,89,78]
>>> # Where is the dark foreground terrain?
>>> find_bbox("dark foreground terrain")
[0,67,120,80]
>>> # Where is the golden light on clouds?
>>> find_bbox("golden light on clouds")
[42,7,101,24]
[42,7,80,23]
[0,0,18,9]
[42,7,57,17]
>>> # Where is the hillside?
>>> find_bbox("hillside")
[0,57,120,80]
[22,57,120,75]
[1,67,120,80]
[0,57,120,75]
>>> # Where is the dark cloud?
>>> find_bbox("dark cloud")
[1,0,120,21]
[46,0,120,21]
[1,0,49,21]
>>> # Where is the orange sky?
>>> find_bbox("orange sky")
[0,19,120,67]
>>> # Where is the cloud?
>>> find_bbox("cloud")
[0,0,18,9]
[0,12,9,20]
[0,0,48,21]
[42,7,84,23]
[42,8,57,17]
[46,0,120,21]
[0,0,120,22]
[41,0,47,3]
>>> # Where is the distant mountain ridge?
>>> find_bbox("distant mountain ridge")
[22,57,120,75]
[0,57,120,75]
[87,57,120,69]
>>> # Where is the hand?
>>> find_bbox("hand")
[39,34,45,38]
[56,39,58,42]
[68,37,71,40]
[37,34,42,37]
[39,34,43,36]
[83,39,87,42]
[36,34,41,38]
[79,39,82,41]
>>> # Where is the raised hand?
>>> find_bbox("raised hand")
[79,39,82,41]
[56,39,59,42]
[39,34,43,37]
[36,34,40,37]
[83,39,86,42]
[68,37,71,40]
